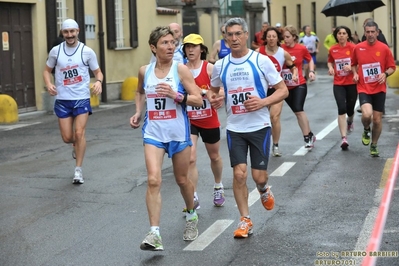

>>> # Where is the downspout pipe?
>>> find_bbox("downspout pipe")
[98,0,107,102]
[392,0,397,60]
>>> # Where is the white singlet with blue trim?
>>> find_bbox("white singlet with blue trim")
[211,50,282,133]
[49,42,99,100]
[142,61,190,142]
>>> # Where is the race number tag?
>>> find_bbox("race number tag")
[187,96,212,119]
[282,69,299,86]
[147,93,177,120]
[62,66,83,86]
[228,87,254,115]
[362,62,381,83]
[335,58,351,76]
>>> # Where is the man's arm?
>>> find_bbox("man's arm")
[91,68,103,95]
[43,65,57,96]
[209,40,220,64]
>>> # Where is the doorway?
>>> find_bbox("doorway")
[0,3,36,112]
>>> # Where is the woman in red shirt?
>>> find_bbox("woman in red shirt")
[327,26,357,150]
[281,25,316,150]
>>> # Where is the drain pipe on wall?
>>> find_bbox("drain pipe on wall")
[392,0,397,60]
[97,0,107,102]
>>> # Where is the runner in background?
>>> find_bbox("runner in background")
[256,27,298,156]
[351,21,395,157]
[281,25,317,150]
[209,25,231,64]
[327,26,357,150]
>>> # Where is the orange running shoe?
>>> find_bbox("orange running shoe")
[260,186,275,210]
[233,217,253,238]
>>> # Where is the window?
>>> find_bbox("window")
[115,0,125,47]
[311,2,316,34]
[283,6,287,28]
[297,4,301,32]
[56,0,68,31]
[106,0,138,49]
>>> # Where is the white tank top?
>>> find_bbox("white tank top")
[268,47,285,74]
[54,42,91,100]
[142,61,190,142]
[217,51,280,132]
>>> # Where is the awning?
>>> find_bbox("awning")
[156,7,180,15]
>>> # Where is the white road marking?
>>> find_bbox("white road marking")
[183,219,234,251]
[293,101,359,156]
[293,146,310,156]
[270,162,296,176]
[0,122,42,131]
[353,189,383,264]
[383,227,399,234]
[314,119,338,140]
[233,188,260,208]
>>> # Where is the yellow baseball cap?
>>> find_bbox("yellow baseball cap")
[183,34,204,45]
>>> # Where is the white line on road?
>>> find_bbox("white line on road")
[353,189,383,264]
[383,227,399,234]
[292,101,359,156]
[270,162,296,176]
[293,120,338,156]
[183,219,234,251]
[233,188,260,208]
[314,119,338,140]
[0,122,42,131]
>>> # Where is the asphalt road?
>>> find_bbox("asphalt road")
[1,69,398,266]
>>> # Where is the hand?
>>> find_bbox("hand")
[328,67,335,76]
[244,95,263,112]
[309,72,316,82]
[352,73,359,83]
[91,81,102,95]
[130,113,141,129]
[378,73,387,84]
[209,94,224,109]
[47,84,57,96]
[155,82,174,98]
[292,74,299,82]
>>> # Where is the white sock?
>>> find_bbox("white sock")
[150,226,160,236]
[214,183,223,189]
[186,210,198,221]
[194,192,198,199]
[75,167,82,172]
[257,184,267,193]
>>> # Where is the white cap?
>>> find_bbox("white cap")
[276,23,281,28]
[61,19,79,30]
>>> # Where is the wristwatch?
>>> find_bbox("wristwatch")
[174,93,184,103]
[384,71,389,78]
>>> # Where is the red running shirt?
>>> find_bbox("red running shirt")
[281,43,312,89]
[188,61,220,129]
[328,42,356,85]
[351,41,395,94]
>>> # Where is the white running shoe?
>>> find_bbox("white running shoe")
[73,169,84,184]
[272,145,282,157]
